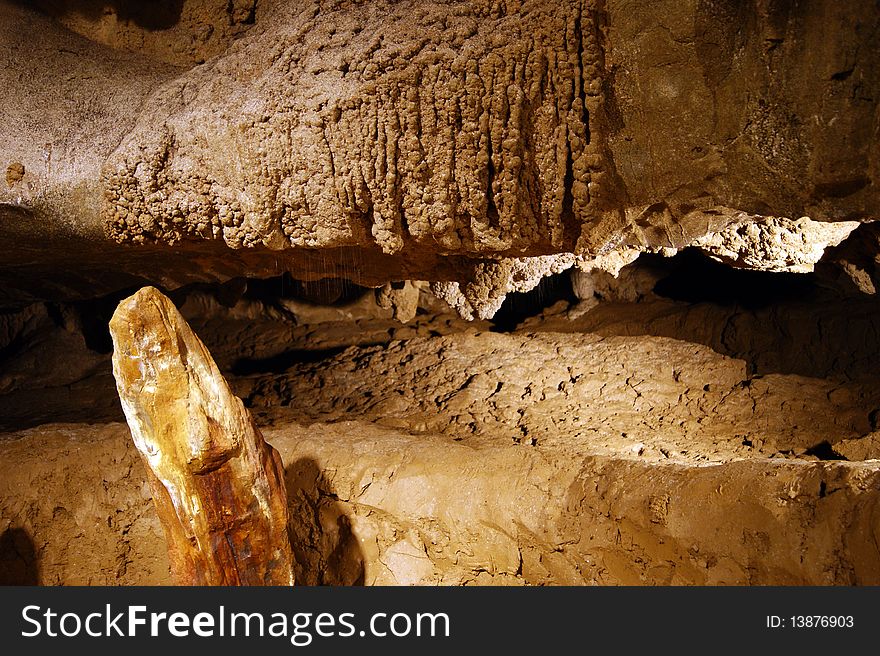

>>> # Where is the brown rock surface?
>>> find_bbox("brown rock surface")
[109,286,294,585]
[1,0,877,304]
[1,0,879,588]
[235,331,880,462]
[3,420,880,585]
[25,0,258,67]
[1,278,879,585]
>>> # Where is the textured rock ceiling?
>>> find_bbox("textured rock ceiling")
[3,0,880,587]
[0,0,878,312]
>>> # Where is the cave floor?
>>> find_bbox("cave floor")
[2,289,880,585]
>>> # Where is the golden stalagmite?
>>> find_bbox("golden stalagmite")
[109,286,295,585]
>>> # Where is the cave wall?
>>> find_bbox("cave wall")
[1,0,880,589]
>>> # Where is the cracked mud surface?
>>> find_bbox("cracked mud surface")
[238,330,880,464]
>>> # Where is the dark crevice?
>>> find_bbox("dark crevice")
[491,272,577,332]
[813,176,870,199]
[232,347,349,376]
[651,249,821,309]
[230,0,257,25]
[242,274,369,307]
[16,0,185,30]
[574,8,591,145]
[805,441,847,461]
[486,138,500,229]
[0,527,38,585]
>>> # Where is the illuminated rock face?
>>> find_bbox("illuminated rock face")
[109,286,294,586]
[1,0,878,308]
[1,0,880,589]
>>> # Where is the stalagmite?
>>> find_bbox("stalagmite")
[109,286,295,585]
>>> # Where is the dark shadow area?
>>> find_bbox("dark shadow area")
[491,271,577,332]
[646,249,880,379]
[562,292,880,380]
[806,441,847,461]
[0,272,373,430]
[232,347,349,376]
[549,247,880,381]
[47,291,140,355]
[0,284,142,431]
[15,0,185,30]
[0,527,39,585]
[652,249,821,309]
[284,457,365,586]
[0,375,123,432]
[244,273,369,307]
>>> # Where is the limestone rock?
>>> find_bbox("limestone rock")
[101,0,603,255]
[430,254,576,320]
[28,0,259,67]
[691,217,862,273]
[109,286,294,585]
[375,281,421,323]
[96,0,880,256]
[1,1,877,306]
[833,432,880,461]
[5,421,880,585]
[570,262,662,309]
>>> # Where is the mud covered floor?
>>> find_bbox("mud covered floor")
[2,255,880,585]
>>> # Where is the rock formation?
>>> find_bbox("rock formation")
[1,0,877,309]
[1,0,880,588]
[109,286,294,585]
